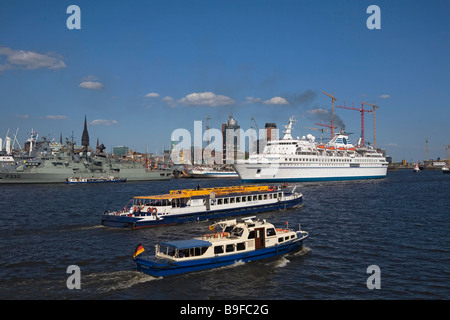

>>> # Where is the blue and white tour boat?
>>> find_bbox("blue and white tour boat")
[101,184,302,229]
[133,217,309,277]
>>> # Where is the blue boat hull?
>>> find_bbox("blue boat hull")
[101,196,302,229]
[135,237,305,277]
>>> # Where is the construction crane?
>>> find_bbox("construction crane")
[304,126,328,144]
[362,101,380,149]
[322,91,337,137]
[315,122,337,140]
[336,103,372,146]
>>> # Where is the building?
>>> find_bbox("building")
[222,114,240,164]
[113,146,129,157]
[81,115,90,151]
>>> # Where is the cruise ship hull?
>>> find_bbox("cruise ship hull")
[233,164,387,182]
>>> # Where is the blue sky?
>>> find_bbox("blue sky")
[1,0,449,162]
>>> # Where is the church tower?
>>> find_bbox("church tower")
[81,115,90,151]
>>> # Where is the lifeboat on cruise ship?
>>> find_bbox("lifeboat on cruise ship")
[326,146,336,150]
[317,144,326,150]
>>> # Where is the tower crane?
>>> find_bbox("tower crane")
[362,101,380,149]
[314,122,337,140]
[322,91,337,137]
[304,127,328,144]
[336,103,372,146]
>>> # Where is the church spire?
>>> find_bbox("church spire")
[81,115,90,151]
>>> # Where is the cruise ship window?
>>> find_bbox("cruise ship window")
[214,246,224,254]
[226,244,234,252]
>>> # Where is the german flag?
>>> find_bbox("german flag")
[133,242,145,259]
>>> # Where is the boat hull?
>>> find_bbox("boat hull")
[101,195,302,229]
[135,237,305,277]
[233,163,387,182]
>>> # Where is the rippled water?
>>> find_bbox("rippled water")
[1,170,449,300]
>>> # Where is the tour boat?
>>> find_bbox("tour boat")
[101,184,302,229]
[133,217,308,277]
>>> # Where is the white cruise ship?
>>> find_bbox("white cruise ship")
[232,116,388,182]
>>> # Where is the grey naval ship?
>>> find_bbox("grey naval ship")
[0,118,172,184]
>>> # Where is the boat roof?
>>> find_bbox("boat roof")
[133,185,274,200]
[160,239,212,250]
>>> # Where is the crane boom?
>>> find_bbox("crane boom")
[322,91,337,137]
[362,101,380,149]
[336,103,372,146]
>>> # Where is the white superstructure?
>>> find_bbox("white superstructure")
[232,116,388,182]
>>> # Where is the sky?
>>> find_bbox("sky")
[0,0,449,162]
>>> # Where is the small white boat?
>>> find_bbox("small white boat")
[133,217,308,277]
[66,176,127,184]
[413,165,420,173]
[442,166,449,174]
[186,165,238,178]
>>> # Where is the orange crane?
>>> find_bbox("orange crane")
[362,101,380,149]
[322,91,337,137]
[336,103,372,146]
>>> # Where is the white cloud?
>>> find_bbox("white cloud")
[45,115,68,120]
[263,96,289,105]
[179,92,235,107]
[379,94,391,99]
[79,81,104,90]
[16,114,30,119]
[144,92,160,98]
[0,46,66,71]
[242,97,263,104]
[89,119,118,126]
[307,108,328,115]
[162,96,177,108]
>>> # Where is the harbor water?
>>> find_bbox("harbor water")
[0,170,449,300]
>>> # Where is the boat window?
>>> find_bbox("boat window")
[231,227,244,237]
[278,237,284,243]
[266,228,276,237]
[194,247,209,256]
[236,197,241,203]
[230,197,235,203]
[248,230,255,239]
[263,194,267,200]
[218,199,223,205]
[214,246,224,254]
[242,196,246,202]
[253,195,257,201]
[226,244,234,252]
[273,193,278,199]
[285,236,290,241]
[247,196,252,201]
[236,243,246,251]
[224,198,229,204]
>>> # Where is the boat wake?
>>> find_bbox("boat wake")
[83,270,160,294]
